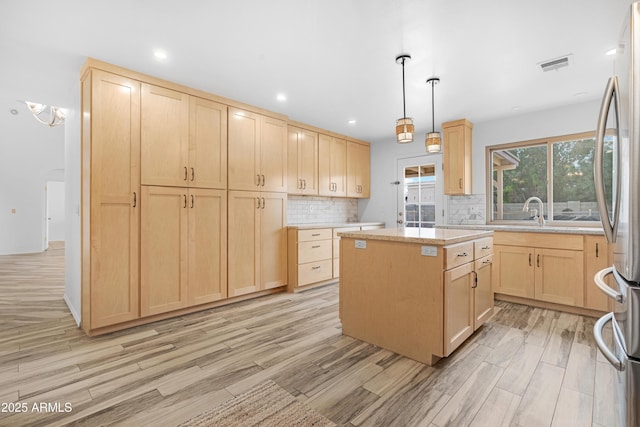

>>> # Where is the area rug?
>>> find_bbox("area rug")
[178,380,335,427]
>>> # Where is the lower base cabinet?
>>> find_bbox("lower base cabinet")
[140,186,227,317]
[228,191,287,297]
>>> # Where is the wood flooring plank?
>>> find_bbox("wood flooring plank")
[562,341,596,396]
[468,387,521,427]
[593,360,618,427]
[550,388,592,427]
[540,325,575,368]
[484,328,526,368]
[495,343,544,396]
[511,362,565,427]
[432,361,504,427]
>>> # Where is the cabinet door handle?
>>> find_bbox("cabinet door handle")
[312,266,321,270]
[261,197,265,209]
[457,252,468,257]
[303,179,306,189]
[261,174,265,187]
[133,192,137,208]
[472,271,478,288]
[183,194,187,208]
[184,167,188,181]
[537,254,540,267]
[596,242,599,258]
[191,194,194,208]
[298,179,302,189]
[191,168,195,181]
[529,253,532,266]
[459,178,463,189]
[256,174,260,186]
[256,197,261,209]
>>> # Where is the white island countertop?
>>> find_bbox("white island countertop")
[337,227,492,246]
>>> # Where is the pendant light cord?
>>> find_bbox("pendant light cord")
[401,58,407,119]
[431,81,435,132]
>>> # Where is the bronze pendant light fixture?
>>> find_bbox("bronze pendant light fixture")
[395,54,414,143]
[425,77,442,153]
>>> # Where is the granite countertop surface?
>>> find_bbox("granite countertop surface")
[436,224,605,235]
[287,222,384,230]
[337,227,493,245]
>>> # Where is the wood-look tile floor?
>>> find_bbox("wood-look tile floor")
[0,245,618,427]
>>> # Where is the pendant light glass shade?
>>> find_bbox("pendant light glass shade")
[396,118,414,143]
[425,77,441,153]
[395,54,413,143]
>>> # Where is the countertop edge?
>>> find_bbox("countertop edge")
[287,222,384,230]
[338,229,493,245]
[436,224,604,235]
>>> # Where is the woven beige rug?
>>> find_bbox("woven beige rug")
[178,380,335,427]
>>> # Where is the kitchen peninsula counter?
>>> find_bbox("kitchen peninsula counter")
[339,227,494,365]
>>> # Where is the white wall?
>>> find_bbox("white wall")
[0,106,65,254]
[361,100,602,227]
[64,83,82,326]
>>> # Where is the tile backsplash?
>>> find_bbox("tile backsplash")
[447,194,486,225]
[287,195,358,224]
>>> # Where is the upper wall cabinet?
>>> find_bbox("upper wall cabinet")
[141,85,227,189]
[288,126,319,195]
[347,141,370,198]
[318,134,347,197]
[443,119,473,195]
[228,108,287,193]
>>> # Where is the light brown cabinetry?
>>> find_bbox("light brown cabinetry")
[442,119,473,195]
[584,235,612,311]
[443,239,494,356]
[228,191,287,297]
[140,85,227,189]
[228,108,287,193]
[319,134,347,196]
[287,228,333,291]
[493,232,584,307]
[140,186,227,317]
[287,126,318,195]
[347,141,370,198]
[81,68,141,331]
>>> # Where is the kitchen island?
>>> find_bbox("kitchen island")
[338,227,494,365]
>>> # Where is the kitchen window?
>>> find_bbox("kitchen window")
[487,131,615,225]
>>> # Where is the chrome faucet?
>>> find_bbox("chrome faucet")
[523,196,545,227]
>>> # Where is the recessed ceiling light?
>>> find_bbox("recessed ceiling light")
[276,93,287,102]
[348,119,357,125]
[9,109,18,115]
[154,51,168,60]
[606,48,617,56]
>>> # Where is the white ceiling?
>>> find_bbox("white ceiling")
[0,0,634,144]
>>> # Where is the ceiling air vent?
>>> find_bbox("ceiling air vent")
[538,54,573,72]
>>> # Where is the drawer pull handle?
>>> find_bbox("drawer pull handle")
[482,259,492,264]
[312,266,321,270]
[481,246,491,250]
[457,252,468,257]
[312,245,321,248]
[312,233,321,236]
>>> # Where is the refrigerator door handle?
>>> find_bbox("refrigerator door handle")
[594,75,621,243]
[594,312,626,371]
[595,267,624,303]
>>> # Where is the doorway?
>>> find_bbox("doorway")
[45,180,66,250]
[396,155,444,228]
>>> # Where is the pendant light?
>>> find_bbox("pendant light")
[395,54,414,143]
[425,77,442,153]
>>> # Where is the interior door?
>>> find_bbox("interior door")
[396,155,443,228]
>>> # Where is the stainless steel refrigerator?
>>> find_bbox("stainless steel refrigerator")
[594,2,640,426]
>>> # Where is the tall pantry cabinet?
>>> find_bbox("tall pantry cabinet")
[81,60,230,335]
[81,68,141,331]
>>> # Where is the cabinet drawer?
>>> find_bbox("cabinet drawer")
[298,259,333,286]
[298,239,332,264]
[333,226,360,238]
[299,228,332,242]
[444,241,474,270]
[475,254,493,270]
[474,238,493,259]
